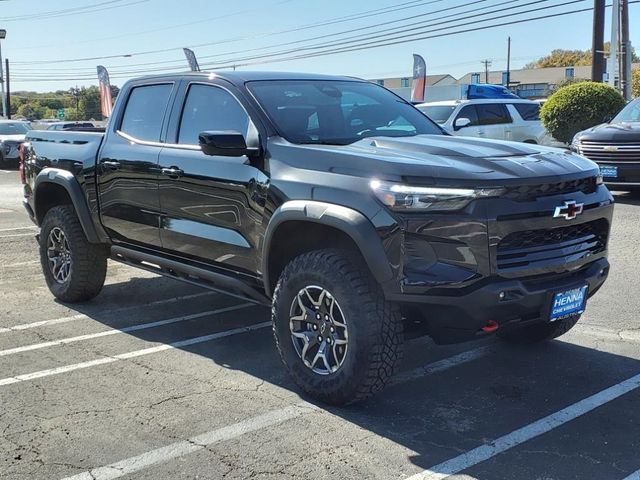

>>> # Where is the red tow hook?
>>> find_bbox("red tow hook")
[482,320,499,333]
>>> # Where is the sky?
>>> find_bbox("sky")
[0,0,638,92]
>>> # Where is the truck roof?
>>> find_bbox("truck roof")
[130,70,364,86]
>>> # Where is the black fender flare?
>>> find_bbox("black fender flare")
[262,200,394,296]
[33,168,105,244]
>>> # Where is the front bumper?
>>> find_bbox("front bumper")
[392,258,609,344]
[596,162,640,187]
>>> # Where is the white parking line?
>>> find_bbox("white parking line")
[0,303,252,357]
[0,232,37,238]
[572,324,640,344]
[622,469,640,480]
[403,372,640,480]
[0,291,215,334]
[60,402,319,480]
[0,320,271,387]
[0,225,37,232]
[0,260,40,268]
[57,346,491,480]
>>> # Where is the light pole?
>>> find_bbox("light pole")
[0,29,6,118]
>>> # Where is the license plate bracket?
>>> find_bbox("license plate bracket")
[549,285,588,322]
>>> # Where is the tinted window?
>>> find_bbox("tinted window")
[513,103,540,121]
[120,84,173,142]
[419,105,456,124]
[475,104,511,125]
[455,105,479,126]
[178,84,249,145]
[248,80,442,145]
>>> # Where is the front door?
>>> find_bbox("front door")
[158,82,268,276]
[97,83,176,248]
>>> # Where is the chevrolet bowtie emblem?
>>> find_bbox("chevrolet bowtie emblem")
[553,200,584,220]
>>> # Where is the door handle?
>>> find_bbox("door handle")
[160,166,184,178]
[100,160,121,170]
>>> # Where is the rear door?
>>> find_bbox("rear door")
[97,82,176,248]
[474,103,512,140]
[157,80,269,276]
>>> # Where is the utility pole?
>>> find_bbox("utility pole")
[481,59,492,84]
[0,29,6,118]
[608,0,620,88]
[591,0,605,82]
[620,0,632,100]
[506,37,511,88]
[5,59,10,120]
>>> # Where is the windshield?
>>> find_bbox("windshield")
[248,80,442,145]
[417,105,456,124]
[0,122,30,135]
[613,98,640,123]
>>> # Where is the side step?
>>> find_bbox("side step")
[110,246,271,306]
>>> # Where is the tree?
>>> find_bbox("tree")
[541,82,626,144]
[633,67,640,98]
[526,43,640,68]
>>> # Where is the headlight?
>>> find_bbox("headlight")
[370,180,504,212]
[570,135,580,152]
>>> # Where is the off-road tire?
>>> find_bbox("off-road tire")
[497,315,580,344]
[39,205,108,302]
[272,248,403,405]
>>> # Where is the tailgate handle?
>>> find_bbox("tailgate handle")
[101,160,121,170]
[161,166,184,178]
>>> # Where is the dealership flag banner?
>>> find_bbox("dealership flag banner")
[411,54,426,103]
[96,65,113,118]
[183,48,201,72]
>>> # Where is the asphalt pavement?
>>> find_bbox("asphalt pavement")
[1,167,639,480]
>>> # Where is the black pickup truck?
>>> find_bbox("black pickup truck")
[22,71,613,405]
[572,96,640,189]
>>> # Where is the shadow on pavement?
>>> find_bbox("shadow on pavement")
[62,274,640,479]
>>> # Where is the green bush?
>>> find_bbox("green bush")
[540,82,626,144]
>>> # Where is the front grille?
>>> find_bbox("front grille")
[502,177,597,201]
[578,140,640,162]
[497,219,608,271]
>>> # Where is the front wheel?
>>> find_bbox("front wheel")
[497,315,580,344]
[39,205,108,302]
[272,249,403,405]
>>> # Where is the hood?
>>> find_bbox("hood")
[575,122,640,142]
[0,134,26,142]
[270,134,598,185]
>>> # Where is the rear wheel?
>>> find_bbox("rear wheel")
[39,205,108,302]
[272,249,403,405]
[497,315,580,344]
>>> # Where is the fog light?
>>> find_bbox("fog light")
[499,291,506,300]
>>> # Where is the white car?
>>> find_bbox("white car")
[416,99,562,147]
[0,120,31,167]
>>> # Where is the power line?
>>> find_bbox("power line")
[11,1,637,83]
[2,0,149,22]
[11,0,570,75]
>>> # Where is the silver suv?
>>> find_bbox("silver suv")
[417,99,563,147]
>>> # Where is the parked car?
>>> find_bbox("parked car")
[0,120,31,167]
[47,121,95,131]
[571,97,640,190]
[22,71,613,405]
[416,99,562,147]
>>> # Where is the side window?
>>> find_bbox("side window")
[512,103,540,121]
[120,84,173,142]
[475,104,512,125]
[456,105,479,126]
[178,84,250,145]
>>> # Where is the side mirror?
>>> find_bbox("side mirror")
[198,131,259,157]
[454,117,472,131]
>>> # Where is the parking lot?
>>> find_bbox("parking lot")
[1,167,639,480]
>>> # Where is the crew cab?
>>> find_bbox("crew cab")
[572,97,640,189]
[22,72,613,405]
